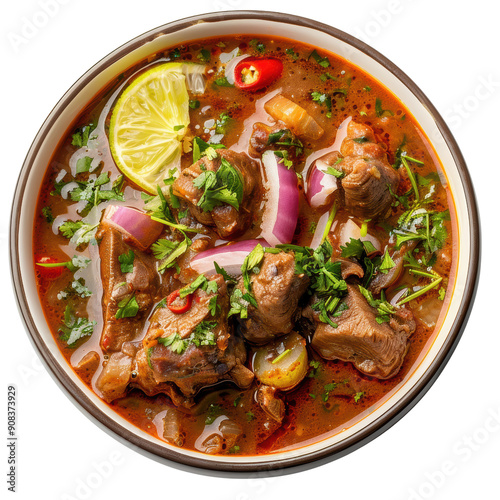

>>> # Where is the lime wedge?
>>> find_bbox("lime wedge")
[109,62,205,194]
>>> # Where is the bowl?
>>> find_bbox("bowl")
[10,11,480,474]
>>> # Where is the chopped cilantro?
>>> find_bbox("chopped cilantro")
[309,49,330,68]
[189,99,200,109]
[246,411,255,421]
[205,404,221,425]
[249,39,265,53]
[115,294,139,319]
[75,156,94,174]
[285,48,299,60]
[42,206,54,223]
[354,392,365,403]
[375,97,394,117]
[379,248,395,274]
[193,157,244,212]
[117,250,134,273]
[197,48,211,62]
[214,76,233,87]
[58,305,95,346]
[71,123,97,148]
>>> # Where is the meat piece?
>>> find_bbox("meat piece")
[74,351,100,384]
[96,275,254,403]
[332,121,400,220]
[97,226,160,352]
[306,284,416,379]
[336,258,364,280]
[368,243,415,295]
[257,385,285,423]
[236,252,310,344]
[172,149,258,239]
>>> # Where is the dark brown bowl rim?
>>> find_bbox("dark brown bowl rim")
[9,10,480,476]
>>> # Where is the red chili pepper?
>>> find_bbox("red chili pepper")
[167,290,193,314]
[35,256,67,279]
[234,57,283,91]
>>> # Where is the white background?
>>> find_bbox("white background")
[2,1,499,499]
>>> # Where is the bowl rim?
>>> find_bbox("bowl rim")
[9,10,481,475]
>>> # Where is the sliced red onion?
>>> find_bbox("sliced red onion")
[305,116,352,208]
[260,150,299,246]
[339,219,381,254]
[390,288,408,307]
[102,205,163,250]
[190,239,270,277]
[307,159,338,209]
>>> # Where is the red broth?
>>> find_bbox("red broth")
[33,35,457,455]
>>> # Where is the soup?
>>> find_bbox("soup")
[33,34,456,455]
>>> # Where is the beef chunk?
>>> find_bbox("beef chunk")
[97,226,160,352]
[333,121,400,220]
[96,275,254,403]
[305,284,416,379]
[257,385,285,423]
[74,351,100,385]
[236,252,310,344]
[172,149,258,238]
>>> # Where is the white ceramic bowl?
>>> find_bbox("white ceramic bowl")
[10,11,480,474]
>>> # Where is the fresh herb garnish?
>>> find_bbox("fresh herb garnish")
[249,39,266,53]
[309,49,330,68]
[192,136,226,163]
[286,48,299,60]
[354,392,365,403]
[197,48,211,62]
[58,305,95,346]
[36,255,91,273]
[58,220,99,247]
[42,206,54,223]
[179,275,218,298]
[193,157,244,212]
[115,294,139,319]
[71,122,97,147]
[205,404,221,425]
[214,76,234,87]
[189,99,200,109]
[358,285,396,324]
[75,156,95,174]
[118,250,135,273]
[375,97,394,117]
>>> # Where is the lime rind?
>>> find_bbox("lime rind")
[109,62,205,194]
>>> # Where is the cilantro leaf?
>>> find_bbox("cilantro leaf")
[58,305,95,346]
[118,250,135,273]
[193,157,244,212]
[115,294,139,319]
[71,123,97,148]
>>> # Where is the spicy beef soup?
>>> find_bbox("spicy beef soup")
[33,34,456,456]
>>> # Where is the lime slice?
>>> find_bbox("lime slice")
[109,62,205,194]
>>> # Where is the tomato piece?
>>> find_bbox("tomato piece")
[35,256,67,279]
[167,290,193,314]
[234,57,283,91]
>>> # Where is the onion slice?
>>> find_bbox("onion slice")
[102,205,163,250]
[339,219,381,254]
[190,239,270,277]
[307,159,338,209]
[264,94,324,140]
[260,150,299,246]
